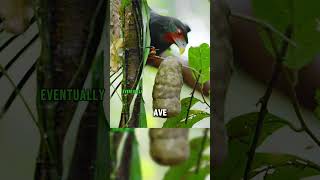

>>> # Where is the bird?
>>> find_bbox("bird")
[149,9,191,55]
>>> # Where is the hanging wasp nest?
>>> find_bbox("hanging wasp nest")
[149,128,189,166]
[152,56,183,117]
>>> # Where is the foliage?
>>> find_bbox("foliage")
[139,97,148,127]
[214,1,320,179]
[130,133,142,180]
[92,52,109,180]
[250,153,320,179]
[213,112,320,179]
[161,43,211,128]
[135,0,150,127]
[188,43,211,83]
[162,97,209,128]
[252,0,320,69]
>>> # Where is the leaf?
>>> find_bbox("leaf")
[138,97,147,127]
[182,166,210,180]
[130,133,142,180]
[213,112,287,179]
[92,52,109,180]
[162,97,200,128]
[252,0,320,69]
[141,0,151,66]
[250,153,320,180]
[163,137,210,180]
[227,112,286,147]
[111,128,135,133]
[188,43,210,83]
[176,110,210,128]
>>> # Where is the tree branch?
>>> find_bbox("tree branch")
[243,25,293,180]
[195,128,209,173]
[282,68,320,146]
[185,71,201,124]
[230,13,297,47]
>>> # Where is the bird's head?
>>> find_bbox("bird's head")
[162,17,191,54]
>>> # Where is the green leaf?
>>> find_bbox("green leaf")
[250,153,320,179]
[92,52,109,180]
[227,112,286,147]
[163,137,210,180]
[213,112,287,179]
[138,97,147,127]
[111,128,135,133]
[162,97,200,127]
[130,133,142,180]
[183,166,210,180]
[188,43,210,83]
[176,110,210,128]
[142,0,151,66]
[252,0,320,69]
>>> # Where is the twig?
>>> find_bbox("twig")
[0,33,38,79]
[250,160,320,179]
[110,67,122,78]
[282,68,320,147]
[1,62,36,116]
[201,88,210,108]
[0,65,36,121]
[263,167,270,179]
[0,64,55,166]
[230,13,297,47]
[182,64,203,78]
[195,128,209,173]
[243,25,293,180]
[112,84,122,101]
[111,71,123,86]
[0,34,19,52]
[243,60,281,180]
[0,18,36,52]
[185,70,201,124]
[111,81,122,98]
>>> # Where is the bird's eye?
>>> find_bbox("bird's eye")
[177,28,182,34]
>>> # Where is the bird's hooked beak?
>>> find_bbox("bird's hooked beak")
[173,38,187,55]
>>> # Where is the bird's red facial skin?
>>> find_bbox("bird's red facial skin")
[163,30,185,44]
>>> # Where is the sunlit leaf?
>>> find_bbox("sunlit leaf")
[188,43,210,83]
[162,97,200,127]
[139,97,147,127]
[183,166,210,180]
[176,110,210,128]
